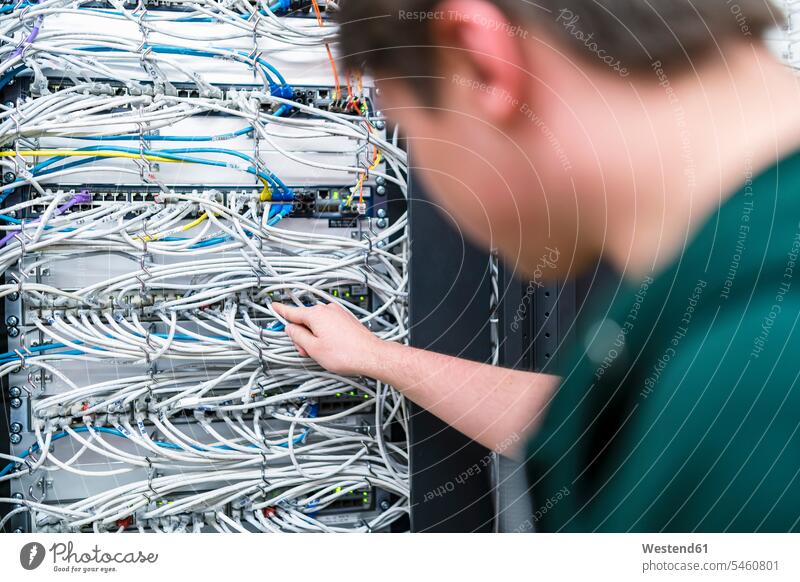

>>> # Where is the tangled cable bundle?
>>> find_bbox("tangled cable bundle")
[0,0,410,533]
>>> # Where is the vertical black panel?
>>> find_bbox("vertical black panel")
[407,175,495,533]
[0,275,10,531]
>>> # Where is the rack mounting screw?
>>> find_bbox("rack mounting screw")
[9,434,21,445]
[8,291,19,301]
[376,218,387,229]
[6,315,18,327]
[10,398,22,409]
[2,171,16,185]
[376,208,387,219]
[8,386,21,398]
[376,186,386,196]
[10,422,22,433]
[7,327,19,338]
[11,492,23,501]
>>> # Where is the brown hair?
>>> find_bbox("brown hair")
[334,0,782,87]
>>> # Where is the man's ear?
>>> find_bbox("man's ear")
[431,0,530,123]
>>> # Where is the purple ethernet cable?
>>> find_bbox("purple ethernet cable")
[4,15,43,66]
[0,190,92,249]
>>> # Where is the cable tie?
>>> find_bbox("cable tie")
[13,231,26,259]
[9,271,24,296]
[257,346,269,375]
[260,451,269,483]
[17,4,31,21]
[145,326,154,349]
[19,42,33,61]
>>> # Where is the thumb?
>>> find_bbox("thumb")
[272,302,314,327]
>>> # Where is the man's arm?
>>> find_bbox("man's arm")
[272,302,559,455]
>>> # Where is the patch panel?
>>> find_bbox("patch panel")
[5,77,375,118]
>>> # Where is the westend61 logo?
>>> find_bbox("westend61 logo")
[19,541,158,574]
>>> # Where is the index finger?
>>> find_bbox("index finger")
[272,302,314,326]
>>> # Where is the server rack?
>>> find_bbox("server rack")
[406,175,581,532]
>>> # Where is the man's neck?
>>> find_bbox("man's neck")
[602,44,800,280]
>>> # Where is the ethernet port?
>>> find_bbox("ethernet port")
[318,189,329,199]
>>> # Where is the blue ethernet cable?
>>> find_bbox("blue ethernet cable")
[72,45,291,97]
[77,126,255,143]
[20,145,293,201]
[14,0,294,21]
[0,0,294,21]
[0,41,294,99]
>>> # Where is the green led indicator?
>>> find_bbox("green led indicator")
[364,394,369,399]
[333,191,340,199]
[333,290,339,296]
[359,296,365,301]
[335,393,341,397]
[345,291,350,298]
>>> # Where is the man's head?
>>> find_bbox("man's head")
[335,0,782,278]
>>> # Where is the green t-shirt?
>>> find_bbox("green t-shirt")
[526,150,800,532]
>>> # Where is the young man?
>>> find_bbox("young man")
[272,0,800,531]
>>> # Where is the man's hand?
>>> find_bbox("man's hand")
[272,302,382,376]
[272,301,557,454]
